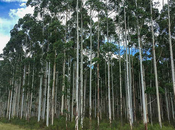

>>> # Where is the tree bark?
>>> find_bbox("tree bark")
[75,0,79,129]
[165,88,170,123]
[80,3,84,128]
[150,1,162,127]
[21,65,26,119]
[111,64,114,120]
[38,68,43,122]
[46,62,51,127]
[108,59,111,125]
[89,6,93,129]
[97,7,100,127]
[167,0,175,99]
[124,6,133,129]
[51,50,56,125]
[42,62,48,120]
[71,62,76,122]
[29,67,34,119]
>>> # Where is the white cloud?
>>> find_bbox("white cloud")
[0,5,34,54]
[1,0,27,2]
[0,17,16,54]
[20,3,26,7]
[0,34,10,54]
[9,6,33,18]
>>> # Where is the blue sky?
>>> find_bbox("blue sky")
[0,0,33,54]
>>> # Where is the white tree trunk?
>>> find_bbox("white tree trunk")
[132,58,136,122]
[25,91,29,120]
[150,1,162,127]
[111,64,114,120]
[67,57,71,120]
[137,27,147,130]
[75,0,79,129]
[12,81,17,118]
[46,62,51,127]
[29,68,34,119]
[8,89,13,120]
[51,51,56,125]
[80,5,84,128]
[119,41,122,124]
[129,48,133,123]
[71,62,76,122]
[97,9,100,127]
[165,88,170,123]
[21,65,26,119]
[61,50,66,115]
[6,90,10,118]
[134,0,148,128]
[171,93,175,120]
[16,78,21,117]
[168,0,175,99]
[42,62,48,120]
[100,79,102,120]
[55,73,58,116]
[83,73,87,120]
[38,69,43,122]
[89,7,92,128]
[108,59,112,125]
[124,7,133,129]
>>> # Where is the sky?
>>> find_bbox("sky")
[0,0,166,55]
[0,0,33,54]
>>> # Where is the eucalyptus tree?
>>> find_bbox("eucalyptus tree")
[103,5,117,120]
[0,58,13,117]
[41,14,52,121]
[3,25,24,119]
[2,0,175,129]
[27,0,62,126]
[19,14,45,121]
[23,15,45,121]
[98,5,116,124]
[10,21,30,120]
[78,0,92,127]
[114,0,123,124]
[80,1,84,128]
[94,0,108,121]
[44,0,74,120]
[85,0,105,126]
[85,0,93,126]
[48,19,64,124]
[156,0,175,123]
[2,13,42,120]
[94,0,105,126]
[100,42,117,125]
[2,39,18,120]
[0,59,13,117]
[150,0,162,128]
[75,0,79,129]
[167,0,175,99]
[124,8,132,129]
[120,0,152,128]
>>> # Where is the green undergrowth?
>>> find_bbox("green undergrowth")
[0,117,174,130]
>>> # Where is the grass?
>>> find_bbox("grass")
[0,117,174,130]
[0,122,35,130]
